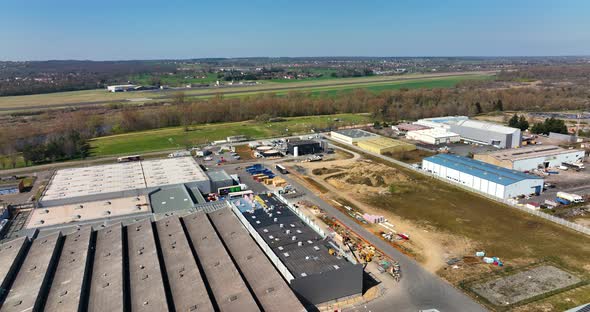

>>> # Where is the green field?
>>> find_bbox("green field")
[272,75,493,97]
[90,114,371,156]
[129,72,219,86]
[0,72,494,112]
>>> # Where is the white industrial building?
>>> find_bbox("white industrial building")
[422,154,544,199]
[40,157,211,207]
[330,129,377,145]
[474,145,586,171]
[107,84,138,92]
[414,116,468,129]
[406,128,461,145]
[414,116,521,148]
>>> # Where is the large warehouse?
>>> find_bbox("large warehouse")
[357,137,416,155]
[406,128,461,145]
[422,154,544,199]
[448,120,521,148]
[474,145,586,171]
[414,116,522,148]
[232,193,363,304]
[39,157,211,207]
[330,129,377,145]
[0,208,307,312]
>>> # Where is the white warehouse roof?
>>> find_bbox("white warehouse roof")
[407,128,460,139]
[451,120,520,135]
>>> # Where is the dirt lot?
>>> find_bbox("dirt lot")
[293,148,590,311]
[471,265,582,307]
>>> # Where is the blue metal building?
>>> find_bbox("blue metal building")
[422,154,544,199]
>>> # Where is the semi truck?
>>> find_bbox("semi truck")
[556,192,584,205]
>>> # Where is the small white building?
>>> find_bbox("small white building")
[406,128,461,145]
[330,129,377,145]
[106,84,138,92]
[422,154,544,199]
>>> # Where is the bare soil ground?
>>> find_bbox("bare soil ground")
[303,157,475,272]
[471,265,582,307]
[295,150,590,311]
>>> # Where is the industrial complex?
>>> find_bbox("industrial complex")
[29,157,234,229]
[0,113,587,312]
[0,207,311,312]
[474,145,586,171]
[411,116,522,148]
[422,154,544,199]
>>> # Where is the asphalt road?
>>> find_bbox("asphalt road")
[0,72,493,112]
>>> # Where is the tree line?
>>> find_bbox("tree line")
[1,83,589,168]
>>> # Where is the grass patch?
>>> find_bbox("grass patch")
[385,149,435,163]
[90,114,370,157]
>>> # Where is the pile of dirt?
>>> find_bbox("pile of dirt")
[325,161,412,192]
[311,167,343,176]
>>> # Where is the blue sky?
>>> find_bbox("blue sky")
[1,0,589,60]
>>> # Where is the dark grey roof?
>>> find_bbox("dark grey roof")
[155,217,214,311]
[333,129,376,138]
[240,194,354,277]
[287,140,321,146]
[2,232,61,312]
[208,208,305,311]
[126,219,168,311]
[182,211,259,312]
[0,208,306,312]
[88,223,124,312]
[44,227,92,312]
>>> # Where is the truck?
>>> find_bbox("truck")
[168,150,192,158]
[275,164,288,174]
[556,192,584,205]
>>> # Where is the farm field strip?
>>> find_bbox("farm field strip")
[0,72,494,111]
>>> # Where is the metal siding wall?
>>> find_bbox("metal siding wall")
[496,184,505,199]
[487,181,496,197]
[480,179,489,193]
[473,176,481,191]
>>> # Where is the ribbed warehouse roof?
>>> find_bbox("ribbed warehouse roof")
[0,208,306,312]
[424,154,543,186]
[452,119,520,135]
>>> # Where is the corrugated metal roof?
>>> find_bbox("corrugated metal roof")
[424,154,543,186]
[452,120,520,135]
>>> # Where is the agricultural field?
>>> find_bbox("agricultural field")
[90,114,371,157]
[0,72,493,112]
[128,72,219,86]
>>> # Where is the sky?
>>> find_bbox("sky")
[1,0,589,60]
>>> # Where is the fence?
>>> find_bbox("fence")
[326,136,590,236]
